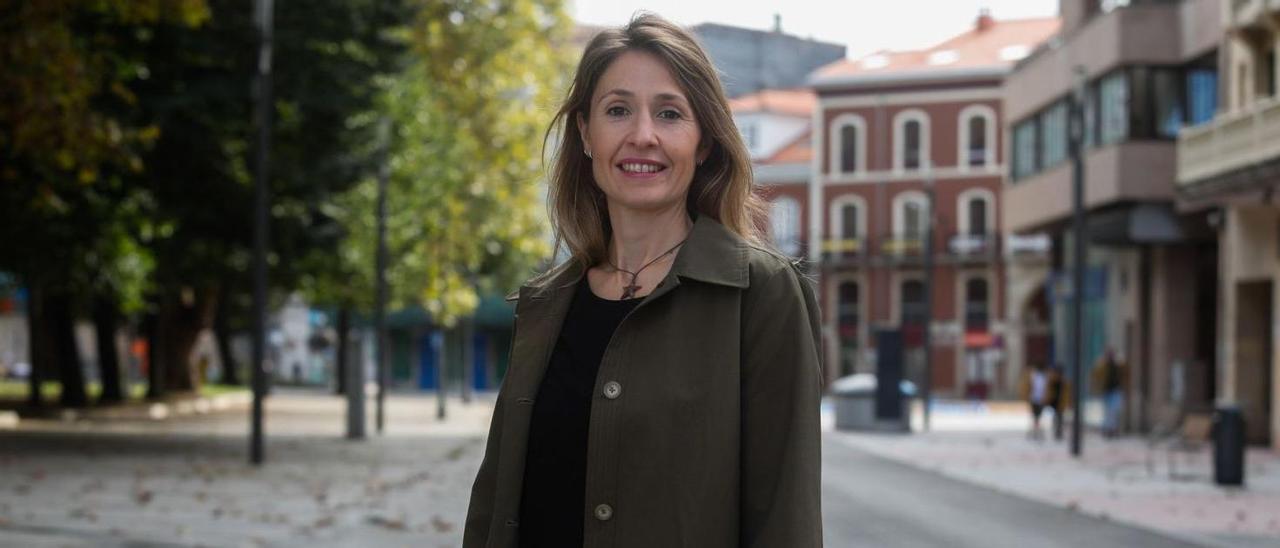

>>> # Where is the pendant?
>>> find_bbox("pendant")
[621,284,641,299]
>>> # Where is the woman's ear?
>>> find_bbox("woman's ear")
[696,139,712,166]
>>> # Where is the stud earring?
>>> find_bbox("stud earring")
[585,149,592,159]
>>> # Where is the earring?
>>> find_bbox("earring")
[585,149,592,159]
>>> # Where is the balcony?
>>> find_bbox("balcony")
[1178,97,1280,192]
[820,238,865,266]
[947,233,997,263]
[1005,233,1051,262]
[881,235,924,262]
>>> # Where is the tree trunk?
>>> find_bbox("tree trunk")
[144,307,164,399]
[160,286,217,393]
[48,290,88,407]
[94,293,124,403]
[25,282,45,407]
[215,288,240,385]
[334,305,349,395]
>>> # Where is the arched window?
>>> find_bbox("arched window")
[837,281,860,375]
[829,114,866,176]
[892,191,929,242]
[958,105,996,169]
[894,110,930,172]
[828,194,867,255]
[770,197,801,257]
[964,278,990,330]
[956,189,995,239]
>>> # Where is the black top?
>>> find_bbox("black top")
[519,278,641,548]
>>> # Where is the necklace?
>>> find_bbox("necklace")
[607,236,689,299]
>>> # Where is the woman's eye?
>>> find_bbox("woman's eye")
[657,109,683,120]
[605,106,628,117]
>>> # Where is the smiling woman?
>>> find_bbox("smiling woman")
[463,12,824,548]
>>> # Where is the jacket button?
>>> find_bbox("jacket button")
[602,381,622,400]
[594,503,613,521]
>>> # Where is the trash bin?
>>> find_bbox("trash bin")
[1212,405,1245,486]
[832,374,916,432]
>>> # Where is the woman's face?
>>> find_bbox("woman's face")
[578,50,708,215]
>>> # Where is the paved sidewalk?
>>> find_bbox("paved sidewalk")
[0,389,494,547]
[824,399,1280,548]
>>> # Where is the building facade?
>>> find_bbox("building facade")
[1004,0,1223,433]
[693,20,846,98]
[805,13,1061,395]
[1176,0,1279,448]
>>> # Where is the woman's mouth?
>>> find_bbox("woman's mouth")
[617,160,667,178]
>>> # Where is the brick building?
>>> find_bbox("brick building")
[802,12,1061,395]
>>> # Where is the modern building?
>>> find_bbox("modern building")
[1176,0,1278,448]
[693,18,846,98]
[806,12,1061,394]
[1003,0,1222,433]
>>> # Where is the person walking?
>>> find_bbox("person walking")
[1047,363,1070,441]
[1022,363,1049,440]
[1092,348,1127,438]
[463,13,824,548]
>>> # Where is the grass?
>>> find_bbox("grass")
[0,379,248,403]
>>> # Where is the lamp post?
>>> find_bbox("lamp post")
[1069,65,1088,458]
[922,160,936,433]
[249,0,274,465]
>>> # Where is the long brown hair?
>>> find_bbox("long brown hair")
[541,12,767,279]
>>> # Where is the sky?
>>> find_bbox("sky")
[572,0,1060,59]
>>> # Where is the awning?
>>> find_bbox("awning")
[1088,203,1185,245]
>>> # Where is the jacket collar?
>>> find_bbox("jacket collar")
[519,213,750,302]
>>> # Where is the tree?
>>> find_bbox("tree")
[312,0,571,330]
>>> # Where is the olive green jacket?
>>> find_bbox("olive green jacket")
[463,214,824,548]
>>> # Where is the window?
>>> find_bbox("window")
[968,198,988,237]
[770,197,801,257]
[1264,50,1277,99]
[1039,101,1068,169]
[1083,83,1098,148]
[840,125,858,173]
[1012,119,1038,180]
[841,203,859,239]
[964,278,989,330]
[837,281,860,376]
[1153,68,1184,138]
[1186,68,1218,126]
[903,120,921,170]
[893,110,929,172]
[901,280,926,326]
[968,117,987,167]
[903,202,924,239]
[959,106,995,169]
[829,114,866,176]
[1099,71,1129,145]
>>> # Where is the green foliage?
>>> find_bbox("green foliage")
[318,0,572,327]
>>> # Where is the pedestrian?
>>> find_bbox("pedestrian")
[1021,363,1049,440]
[463,12,823,548]
[1047,363,1069,441]
[1091,347,1127,438]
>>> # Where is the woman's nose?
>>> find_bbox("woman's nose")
[628,114,659,147]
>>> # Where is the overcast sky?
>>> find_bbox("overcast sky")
[572,0,1060,59]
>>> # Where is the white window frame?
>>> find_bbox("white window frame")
[891,190,929,237]
[957,105,996,171]
[956,188,996,236]
[893,109,931,173]
[769,196,802,256]
[828,113,867,176]
[828,194,868,241]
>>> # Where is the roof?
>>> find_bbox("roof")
[728,88,816,118]
[763,130,812,165]
[811,16,1061,90]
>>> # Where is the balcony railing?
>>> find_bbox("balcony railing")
[881,235,924,258]
[1005,233,1051,261]
[821,238,864,264]
[947,233,996,260]
[1178,96,1280,188]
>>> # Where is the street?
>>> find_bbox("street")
[0,390,1211,547]
[821,435,1200,547]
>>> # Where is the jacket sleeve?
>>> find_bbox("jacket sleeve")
[740,263,824,547]
[462,368,507,547]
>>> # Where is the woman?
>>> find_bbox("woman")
[463,13,823,548]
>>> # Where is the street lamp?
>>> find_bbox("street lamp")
[249,0,275,465]
[1069,65,1088,458]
